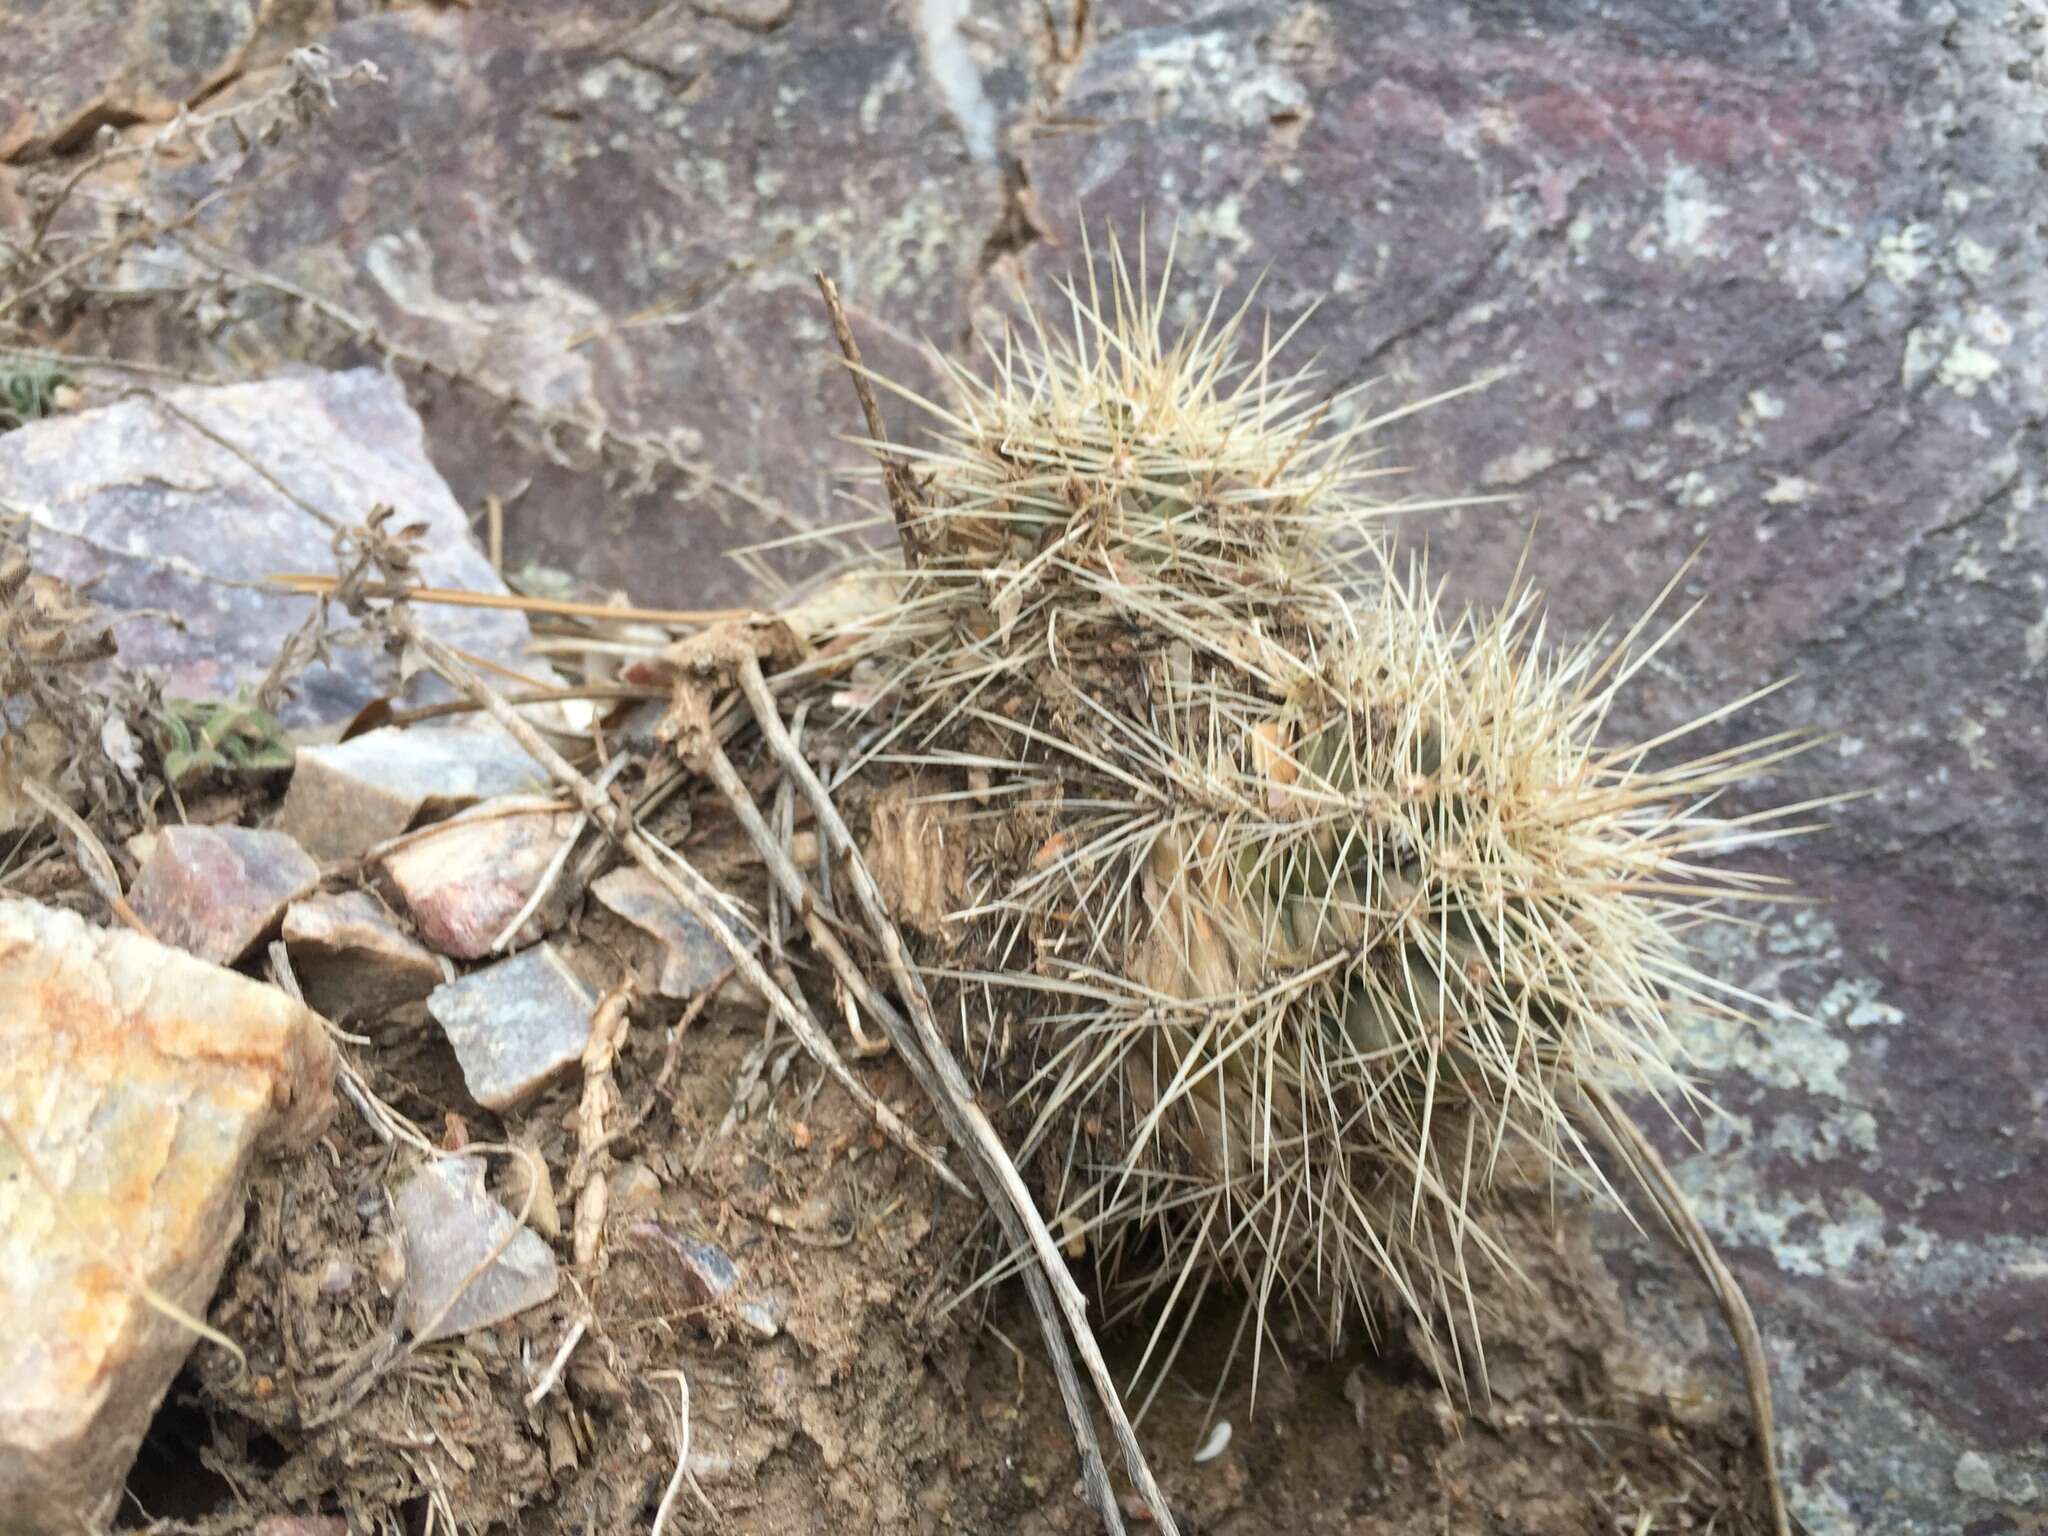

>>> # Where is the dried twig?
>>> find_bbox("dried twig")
[1586,1083,1790,1536]
[489,756,625,953]
[267,573,749,627]
[648,1366,716,1531]
[19,778,153,937]
[570,981,637,1267]
[524,1317,588,1409]
[814,273,923,565]
[729,649,1170,1536]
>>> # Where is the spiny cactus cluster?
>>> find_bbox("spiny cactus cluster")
[816,233,1813,1393]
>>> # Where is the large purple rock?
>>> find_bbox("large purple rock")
[0,0,269,160]
[161,0,1028,608]
[1013,5,2048,1531]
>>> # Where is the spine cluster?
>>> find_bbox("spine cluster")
[817,232,1814,1391]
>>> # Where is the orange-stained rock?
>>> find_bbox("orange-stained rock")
[0,896,337,1533]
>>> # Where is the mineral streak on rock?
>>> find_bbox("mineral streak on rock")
[0,896,337,1532]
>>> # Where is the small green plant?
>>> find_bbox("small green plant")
[155,689,295,784]
[0,356,72,433]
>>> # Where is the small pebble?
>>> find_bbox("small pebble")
[426,944,595,1110]
[590,866,754,998]
[126,825,318,965]
[738,1299,784,1340]
[317,1258,357,1296]
[1955,1451,1999,1499]
[393,1158,559,1343]
[627,1221,740,1309]
[278,725,546,861]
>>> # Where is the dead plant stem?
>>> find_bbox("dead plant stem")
[1586,1082,1790,1536]
[731,649,1173,1536]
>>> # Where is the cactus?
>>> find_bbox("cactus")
[816,232,1818,1397]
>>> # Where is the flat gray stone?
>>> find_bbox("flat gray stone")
[425,944,594,1111]
[127,825,319,966]
[393,1158,559,1344]
[0,370,552,729]
[281,890,446,1022]
[277,726,549,863]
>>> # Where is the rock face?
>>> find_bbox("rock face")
[0,896,337,1532]
[0,0,271,160]
[1009,6,2048,1532]
[165,0,1026,606]
[0,369,549,729]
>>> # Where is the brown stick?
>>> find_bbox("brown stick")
[701,702,1124,1534]
[814,272,925,566]
[267,573,748,627]
[1585,1083,1791,1536]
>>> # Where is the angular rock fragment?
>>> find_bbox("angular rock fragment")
[380,796,580,960]
[0,896,336,1532]
[622,1220,781,1339]
[425,944,595,1111]
[737,1298,785,1341]
[281,890,446,1022]
[126,824,319,965]
[627,1222,740,1310]
[607,1161,662,1217]
[277,726,548,863]
[591,865,752,998]
[393,1158,559,1344]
